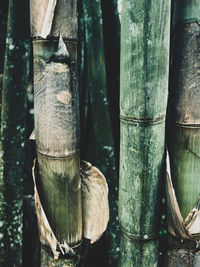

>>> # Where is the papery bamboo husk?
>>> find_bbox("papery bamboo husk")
[118,0,171,266]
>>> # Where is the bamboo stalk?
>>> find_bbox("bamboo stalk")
[166,1,200,265]
[100,0,120,171]
[30,1,81,266]
[81,0,114,166]
[0,0,30,265]
[100,0,121,263]
[118,0,171,266]
[80,0,117,265]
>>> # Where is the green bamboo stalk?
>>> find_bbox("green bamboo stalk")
[80,0,117,265]
[166,1,200,265]
[100,0,120,264]
[119,1,171,266]
[100,0,120,171]
[30,1,81,266]
[0,0,30,265]
[82,0,113,167]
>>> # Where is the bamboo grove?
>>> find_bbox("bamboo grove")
[0,0,200,266]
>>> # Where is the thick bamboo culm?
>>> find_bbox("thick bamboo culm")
[0,0,29,265]
[30,0,81,266]
[118,0,171,266]
[166,1,200,265]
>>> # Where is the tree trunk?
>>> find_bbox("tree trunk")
[30,1,81,266]
[166,1,200,266]
[0,0,30,265]
[119,0,171,266]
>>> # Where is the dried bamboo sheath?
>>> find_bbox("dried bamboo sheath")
[119,0,171,266]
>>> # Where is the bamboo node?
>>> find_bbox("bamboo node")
[120,114,166,125]
[119,224,157,242]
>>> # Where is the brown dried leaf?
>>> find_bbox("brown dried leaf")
[81,161,109,243]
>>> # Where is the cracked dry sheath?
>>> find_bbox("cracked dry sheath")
[31,0,81,265]
[118,0,171,266]
[166,0,200,265]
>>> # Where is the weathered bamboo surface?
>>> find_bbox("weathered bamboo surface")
[33,51,82,246]
[31,0,81,265]
[119,0,171,265]
[166,1,200,265]
[34,55,79,158]
[168,9,200,226]
[164,249,200,267]
[36,154,81,246]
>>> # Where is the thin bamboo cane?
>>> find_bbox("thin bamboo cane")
[81,0,114,167]
[166,1,200,265]
[30,1,81,266]
[0,0,30,265]
[100,0,121,263]
[118,0,171,266]
[100,0,120,171]
[80,0,116,265]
